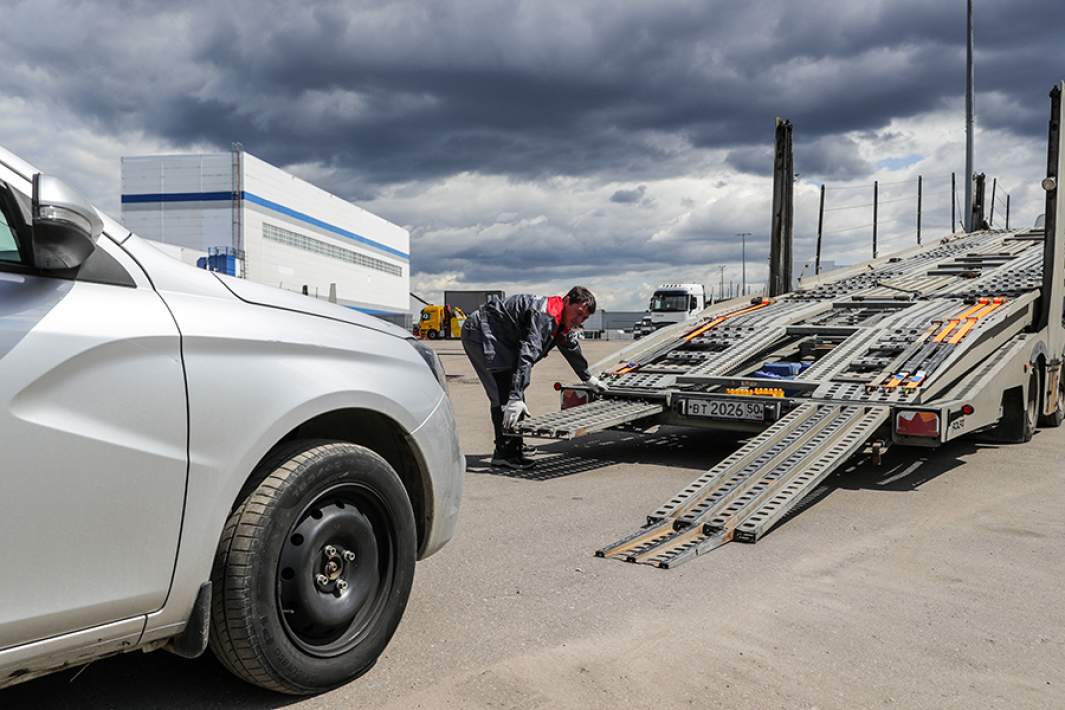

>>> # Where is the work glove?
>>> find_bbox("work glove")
[502,400,530,430]
[585,375,608,394]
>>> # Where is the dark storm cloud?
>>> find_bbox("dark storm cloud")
[725,147,773,176]
[610,185,647,204]
[4,0,1061,297]
[5,0,1065,192]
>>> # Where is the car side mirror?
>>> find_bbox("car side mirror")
[31,173,102,270]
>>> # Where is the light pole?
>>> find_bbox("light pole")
[964,0,974,232]
[737,232,751,295]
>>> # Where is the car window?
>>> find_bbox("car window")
[0,201,22,264]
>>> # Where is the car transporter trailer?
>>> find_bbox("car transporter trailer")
[514,82,1065,569]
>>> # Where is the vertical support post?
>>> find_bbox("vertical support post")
[872,180,879,259]
[916,175,923,245]
[972,173,986,230]
[1006,194,1011,230]
[231,142,244,277]
[964,0,975,232]
[815,185,825,274]
[989,177,997,226]
[951,172,957,231]
[737,232,751,293]
[769,118,794,296]
[718,265,725,302]
[1037,82,1064,356]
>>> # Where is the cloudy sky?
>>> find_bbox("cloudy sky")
[3,0,1064,309]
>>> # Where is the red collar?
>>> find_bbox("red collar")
[546,296,567,334]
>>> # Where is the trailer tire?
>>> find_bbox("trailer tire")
[208,441,416,695]
[1038,365,1064,428]
[1022,370,1039,442]
[986,376,1036,444]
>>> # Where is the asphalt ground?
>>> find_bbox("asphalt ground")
[9,339,1065,709]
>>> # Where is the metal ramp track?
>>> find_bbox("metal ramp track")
[595,403,889,568]
[512,399,665,439]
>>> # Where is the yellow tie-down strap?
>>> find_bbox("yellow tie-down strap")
[725,387,785,398]
[931,298,1005,344]
[884,297,1006,390]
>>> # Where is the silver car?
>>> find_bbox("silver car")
[0,146,463,695]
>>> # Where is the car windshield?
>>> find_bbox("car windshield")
[650,291,690,312]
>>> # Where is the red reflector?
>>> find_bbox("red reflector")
[561,388,590,410]
[553,381,562,391]
[961,404,975,415]
[896,410,940,437]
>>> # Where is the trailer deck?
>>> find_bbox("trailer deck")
[515,86,1065,568]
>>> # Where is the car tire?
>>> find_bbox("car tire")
[426,329,438,340]
[208,440,416,695]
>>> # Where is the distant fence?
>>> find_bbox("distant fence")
[811,173,1011,275]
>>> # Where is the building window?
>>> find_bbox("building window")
[262,222,403,277]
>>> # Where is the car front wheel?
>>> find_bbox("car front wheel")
[208,440,416,695]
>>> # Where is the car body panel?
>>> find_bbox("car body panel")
[119,230,462,642]
[0,274,187,650]
[408,394,464,556]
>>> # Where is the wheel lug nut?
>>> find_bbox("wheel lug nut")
[343,550,356,562]
[315,574,329,588]
[324,545,337,557]
[336,579,348,592]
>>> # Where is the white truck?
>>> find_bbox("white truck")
[634,283,706,338]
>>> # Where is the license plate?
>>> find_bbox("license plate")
[683,398,765,421]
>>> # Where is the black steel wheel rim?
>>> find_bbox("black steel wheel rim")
[276,482,396,657]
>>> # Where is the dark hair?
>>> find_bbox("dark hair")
[565,286,596,314]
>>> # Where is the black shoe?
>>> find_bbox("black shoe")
[491,449,536,470]
[513,449,536,466]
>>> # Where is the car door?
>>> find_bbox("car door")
[0,181,188,650]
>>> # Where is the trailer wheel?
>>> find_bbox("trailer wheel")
[208,441,416,695]
[1022,370,1039,442]
[1038,365,1064,427]
[987,374,1037,444]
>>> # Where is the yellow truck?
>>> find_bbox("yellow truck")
[418,304,467,339]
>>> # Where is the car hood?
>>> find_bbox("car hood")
[214,273,412,339]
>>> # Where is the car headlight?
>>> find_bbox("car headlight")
[409,338,448,393]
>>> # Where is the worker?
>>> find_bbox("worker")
[461,286,607,469]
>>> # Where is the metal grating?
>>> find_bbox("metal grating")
[513,399,665,439]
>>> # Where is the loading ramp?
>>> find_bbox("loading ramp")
[594,403,888,568]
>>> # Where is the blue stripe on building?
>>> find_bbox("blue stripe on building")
[121,190,409,261]
[122,191,233,203]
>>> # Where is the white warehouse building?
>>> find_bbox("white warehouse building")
[120,148,410,327]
